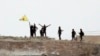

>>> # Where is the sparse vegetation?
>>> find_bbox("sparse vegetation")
[0,36,100,56]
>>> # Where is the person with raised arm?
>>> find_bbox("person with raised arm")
[29,22,34,37]
[32,23,38,37]
[39,24,51,37]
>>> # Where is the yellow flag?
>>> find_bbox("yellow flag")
[19,15,28,21]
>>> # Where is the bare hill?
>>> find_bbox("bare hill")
[0,36,100,56]
[77,35,100,44]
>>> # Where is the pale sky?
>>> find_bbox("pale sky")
[0,0,100,40]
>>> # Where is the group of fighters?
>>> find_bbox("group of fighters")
[29,22,84,41]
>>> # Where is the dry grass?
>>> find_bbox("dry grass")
[0,36,100,56]
[76,35,100,44]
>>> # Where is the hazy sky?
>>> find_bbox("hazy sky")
[0,0,100,40]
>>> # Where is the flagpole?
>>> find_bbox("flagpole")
[19,15,31,37]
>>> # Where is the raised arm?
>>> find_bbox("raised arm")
[46,24,51,27]
[39,24,43,27]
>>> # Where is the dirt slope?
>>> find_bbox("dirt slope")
[0,36,100,56]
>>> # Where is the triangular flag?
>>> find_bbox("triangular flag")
[19,15,28,21]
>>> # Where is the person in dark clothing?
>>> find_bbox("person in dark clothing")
[40,27,44,37]
[72,29,76,41]
[30,25,34,37]
[29,23,34,37]
[32,23,38,37]
[58,26,63,40]
[39,24,51,37]
[29,22,38,37]
[79,29,84,41]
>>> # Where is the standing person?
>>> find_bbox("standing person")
[39,24,51,37]
[40,27,44,37]
[79,29,84,41]
[58,26,63,40]
[33,23,38,37]
[29,22,34,37]
[72,29,76,41]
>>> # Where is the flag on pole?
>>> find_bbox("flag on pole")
[19,15,28,21]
